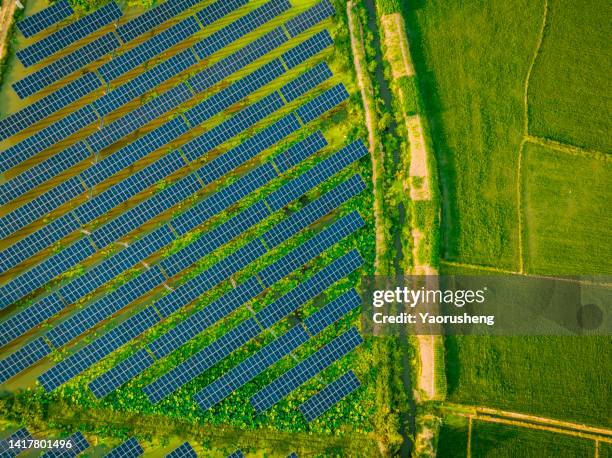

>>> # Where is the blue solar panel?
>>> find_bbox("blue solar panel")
[0,294,64,347]
[105,438,143,458]
[0,142,89,205]
[287,453,298,458]
[182,91,284,161]
[256,250,364,329]
[194,0,290,60]
[300,370,360,421]
[0,213,80,281]
[272,131,327,173]
[39,307,160,391]
[280,62,333,102]
[282,29,333,69]
[91,173,201,248]
[263,174,367,248]
[250,327,363,412]
[41,432,89,457]
[304,289,361,335]
[172,163,277,236]
[166,442,196,458]
[88,348,154,399]
[189,27,288,94]
[17,2,122,67]
[0,337,51,383]
[259,212,364,287]
[0,238,95,306]
[285,0,335,38]
[185,58,286,127]
[46,267,165,347]
[18,0,73,38]
[160,202,270,277]
[59,225,176,304]
[0,72,100,141]
[99,17,200,83]
[143,318,260,404]
[227,451,244,458]
[81,118,188,188]
[13,32,121,99]
[296,83,349,124]
[0,104,97,174]
[0,427,32,458]
[94,50,197,117]
[0,175,84,240]
[87,84,192,153]
[194,325,309,410]
[266,140,368,211]
[197,113,300,185]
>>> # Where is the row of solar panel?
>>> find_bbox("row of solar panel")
[0,427,31,458]
[167,442,197,458]
[300,370,360,422]
[17,0,73,38]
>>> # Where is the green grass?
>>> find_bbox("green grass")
[444,334,611,427]
[471,421,594,457]
[403,0,544,269]
[527,0,612,153]
[436,414,468,458]
[522,142,612,275]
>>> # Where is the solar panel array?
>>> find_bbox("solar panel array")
[0,428,32,458]
[17,0,73,38]
[227,450,244,458]
[300,370,360,422]
[0,294,64,347]
[40,432,89,458]
[166,442,197,458]
[280,62,333,102]
[282,30,334,69]
[285,0,335,38]
[105,438,143,458]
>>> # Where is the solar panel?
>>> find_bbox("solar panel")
[143,318,260,404]
[272,131,327,173]
[166,442,196,458]
[194,0,290,60]
[86,84,192,153]
[94,49,197,117]
[88,348,154,399]
[99,17,200,83]
[0,294,64,348]
[59,225,176,304]
[0,427,32,457]
[185,58,286,127]
[0,104,97,174]
[41,431,89,457]
[189,27,288,94]
[256,250,363,329]
[263,174,367,249]
[17,2,122,67]
[285,0,335,38]
[304,289,362,335]
[0,72,101,141]
[46,267,165,348]
[287,453,299,458]
[282,29,333,69]
[227,451,244,458]
[296,83,349,124]
[0,337,51,384]
[194,325,309,410]
[0,238,96,307]
[105,438,143,458]
[250,327,363,413]
[266,140,368,211]
[280,62,333,102]
[18,0,73,38]
[0,213,80,280]
[39,307,160,391]
[300,370,360,421]
[13,32,121,99]
[81,117,188,188]
[0,142,89,205]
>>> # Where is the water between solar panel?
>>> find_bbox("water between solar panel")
[299,370,360,422]
[17,0,73,38]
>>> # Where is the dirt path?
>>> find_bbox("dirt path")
[0,0,18,60]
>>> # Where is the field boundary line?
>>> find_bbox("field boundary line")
[467,415,473,458]
[516,140,526,273]
[525,135,612,162]
[440,259,519,275]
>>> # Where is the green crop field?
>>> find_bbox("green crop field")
[522,142,612,275]
[436,414,468,458]
[527,0,612,153]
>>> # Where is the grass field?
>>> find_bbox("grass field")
[436,414,468,458]
[403,0,544,269]
[522,142,612,275]
[527,0,612,153]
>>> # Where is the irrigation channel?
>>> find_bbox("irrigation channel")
[362,0,416,455]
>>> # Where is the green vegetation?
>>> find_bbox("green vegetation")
[528,0,612,153]
[436,415,468,458]
[522,142,612,275]
[471,421,594,457]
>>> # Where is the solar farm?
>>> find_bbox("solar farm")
[0,0,379,455]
